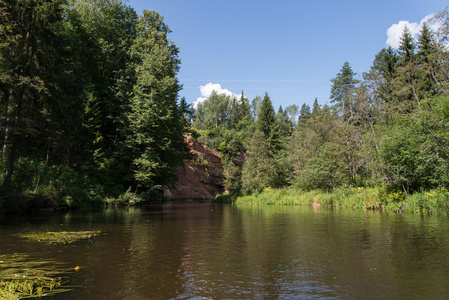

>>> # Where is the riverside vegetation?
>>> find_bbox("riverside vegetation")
[3,2,449,298]
[197,8,449,215]
[0,254,71,299]
[0,231,101,298]
[215,187,449,215]
[0,1,449,215]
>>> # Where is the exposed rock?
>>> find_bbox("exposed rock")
[164,138,224,200]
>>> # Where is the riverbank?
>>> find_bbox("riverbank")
[214,187,449,215]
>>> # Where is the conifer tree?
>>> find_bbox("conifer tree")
[416,23,437,99]
[398,26,416,64]
[298,103,311,125]
[371,46,399,103]
[274,106,292,150]
[394,26,420,108]
[256,92,276,139]
[330,62,360,122]
[127,10,187,190]
[0,0,65,183]
[330,62,360,121]
[312,98,321,115]
[241,130,276,193]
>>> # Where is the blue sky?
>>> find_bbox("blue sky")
[128,0,446,110]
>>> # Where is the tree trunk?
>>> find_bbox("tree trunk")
[4,136,16,185]
[3,90,23,185]
[2,102,11,163]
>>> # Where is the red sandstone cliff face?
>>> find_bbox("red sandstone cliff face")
[163,138,224,200]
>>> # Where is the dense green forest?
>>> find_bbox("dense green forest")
[1,0,449,212]
[193,7,449,207]
[0,0,190,211]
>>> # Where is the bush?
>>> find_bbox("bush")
[0,158,111,212]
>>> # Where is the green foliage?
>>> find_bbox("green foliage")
[0,1,192,212]
[104,187,147,206]
[285,104,299,126]
[242,130,275,193]
[398,26,416,63]
[219,132,244,193]
[378,96,449,193]
[213,193,237,203]
[289,106,355,190]
[256,92,276,139]
[20,231,101,244]
[1,1,449,214]
[330,61,360,121]
[406,188,449,215]
[0,254,72,299]
[191,153,214,169]
[0,157,111,211]
[192,91,253,194]
[125,9,188,190]
[193,90,251,131]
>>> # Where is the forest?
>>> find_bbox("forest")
[0,0,191,211]
[1,0,449,212]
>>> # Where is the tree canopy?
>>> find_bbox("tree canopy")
[1,2,449,210]
[0,0,188,205]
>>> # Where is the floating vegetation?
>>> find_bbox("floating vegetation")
[0,254,72,299]
[19,230,101,244]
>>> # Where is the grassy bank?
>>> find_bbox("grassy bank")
[215,187,449,215]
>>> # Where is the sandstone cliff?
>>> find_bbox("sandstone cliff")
[163,138,224,200]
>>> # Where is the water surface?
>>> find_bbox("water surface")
[1,201,449,299]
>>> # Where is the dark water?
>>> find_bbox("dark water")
[1,201,449,299]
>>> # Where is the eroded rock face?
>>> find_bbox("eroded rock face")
[163,138,224,200]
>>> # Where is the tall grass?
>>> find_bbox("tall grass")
[223,186,449,215]
[405,188,449,215]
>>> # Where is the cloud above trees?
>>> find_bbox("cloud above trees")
[386,14,439,48]
[193,82,238,108]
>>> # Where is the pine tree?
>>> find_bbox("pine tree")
[416,23,437,99]
[398,26,416,64]
[274,106,292,150]
[330,62,360,122]
[235,91,251,126]
[394,26,420,108]
[298,103,311,125]
[0,0,65,184]
[256,92,276,139]
[127,10,187,190]
[250,95,262,121]
[312,98,321,115]
[371,46,399,103]
[241,130,275,193]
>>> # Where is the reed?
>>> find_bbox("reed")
[404,188,449,215]
[0,254,72,299]
[230,187,449,215]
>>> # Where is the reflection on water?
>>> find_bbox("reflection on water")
[1,201,449,299]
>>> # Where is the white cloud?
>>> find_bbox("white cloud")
[200,83,235,98]
[386,14,437,48]
[193,82,239,108]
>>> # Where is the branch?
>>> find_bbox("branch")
[407,114,449,149]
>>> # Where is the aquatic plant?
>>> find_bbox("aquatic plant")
[0,254,72,298]
[20,230,101,244]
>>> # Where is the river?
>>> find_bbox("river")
[1,201,449,299]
